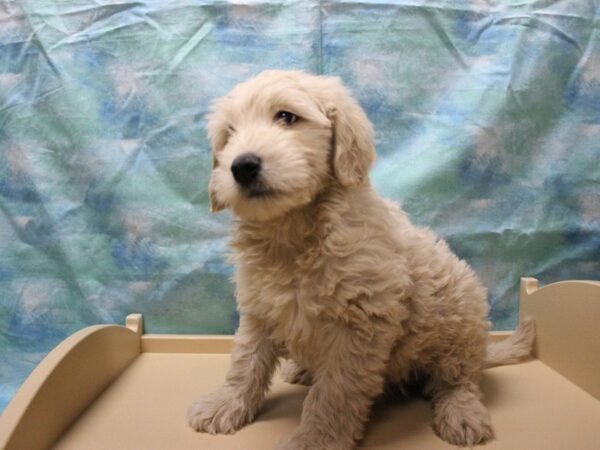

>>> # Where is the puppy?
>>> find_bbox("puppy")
[187,70,534,450]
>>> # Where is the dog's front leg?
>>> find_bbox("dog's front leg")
[277,323,393,450]
[187,314,277,434]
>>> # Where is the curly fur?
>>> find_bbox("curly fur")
[187,70,534,449]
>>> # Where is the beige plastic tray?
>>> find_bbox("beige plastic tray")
[1,277,599,449]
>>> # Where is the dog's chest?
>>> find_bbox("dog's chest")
[237,256,329,355]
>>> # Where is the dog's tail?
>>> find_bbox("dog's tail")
[483,317,536,369]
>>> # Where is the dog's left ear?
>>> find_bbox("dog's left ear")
[324,80,376,187]
[208,154,225,213]
[206,100,228,213]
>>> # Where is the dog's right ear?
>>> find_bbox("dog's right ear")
[322,78,376,188]
[206,101,228,213]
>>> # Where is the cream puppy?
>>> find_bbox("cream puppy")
[187,70,534,450]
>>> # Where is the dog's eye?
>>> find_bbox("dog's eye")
[226,125,236,136]
[274,111,298,125]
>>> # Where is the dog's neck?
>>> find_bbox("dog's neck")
[232,197,324,253]
[231,183,371,257]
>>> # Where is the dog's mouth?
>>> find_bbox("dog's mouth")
[247,188,273,198]
[243,182,279,199]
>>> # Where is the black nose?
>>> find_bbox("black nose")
[231,153,262,186]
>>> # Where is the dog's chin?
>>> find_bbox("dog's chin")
[232,188,313,222]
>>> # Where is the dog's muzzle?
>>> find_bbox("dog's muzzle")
[231,153,262,187]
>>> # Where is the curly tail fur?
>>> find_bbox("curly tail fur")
[484,317,536,369]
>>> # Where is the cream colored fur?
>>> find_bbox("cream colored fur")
[187,70,534,449]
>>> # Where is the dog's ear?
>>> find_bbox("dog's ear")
[324,80,375,187]
[206,101,228,213]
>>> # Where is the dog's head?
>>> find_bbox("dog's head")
[207,70,375,221]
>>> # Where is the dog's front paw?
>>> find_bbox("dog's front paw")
[187,387,256,434]
[276,434,315,450]
[276,429,351,450]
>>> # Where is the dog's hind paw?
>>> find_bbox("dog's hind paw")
[434,414,494,447]
[280,359,313,386]
[432,386,495,447]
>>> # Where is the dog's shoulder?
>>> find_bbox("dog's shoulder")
[229,188,414,338]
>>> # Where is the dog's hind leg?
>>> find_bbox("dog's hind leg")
[429,380,495,447]
[280,359,313,386]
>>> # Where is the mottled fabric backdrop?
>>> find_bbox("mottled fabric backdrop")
[1,0,599,412]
